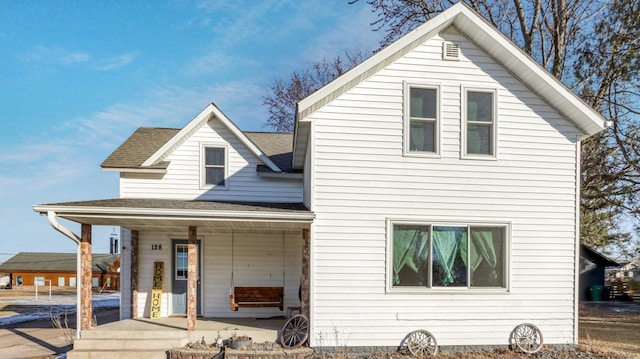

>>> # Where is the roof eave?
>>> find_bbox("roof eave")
[450,8,607,136]
[33,204,315,223]
[102,167,167,174]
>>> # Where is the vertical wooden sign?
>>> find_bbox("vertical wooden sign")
[150,261,163,319]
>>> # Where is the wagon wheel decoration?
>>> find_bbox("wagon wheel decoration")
[280,314,309,348]
[406,329,438,357]
[512,323,543,354]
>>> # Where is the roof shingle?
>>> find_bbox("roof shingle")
[101,127,179,169]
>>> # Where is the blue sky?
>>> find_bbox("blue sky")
[0,1,383,263]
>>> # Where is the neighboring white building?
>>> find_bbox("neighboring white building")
[609,260,640,282]
[34,3,607,352]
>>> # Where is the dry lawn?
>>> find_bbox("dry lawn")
[579,303,640,358]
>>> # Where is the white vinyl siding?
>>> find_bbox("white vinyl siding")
[306,28,582,348]
[119,119,302,202]
[134,228,302,319]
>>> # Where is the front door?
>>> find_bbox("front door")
[172,239,201,315]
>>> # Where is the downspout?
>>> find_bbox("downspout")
[47,211,83,340]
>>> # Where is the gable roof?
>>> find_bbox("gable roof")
[120,103,282,172]
[102,128,294,173]
[0,252,119,273]
[581,244,619,267]
[292,2,608,169]
[144,103,282,172]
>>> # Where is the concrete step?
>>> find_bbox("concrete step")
[73,336,189,350]
[67,349,169,359]
[81,329,184,339]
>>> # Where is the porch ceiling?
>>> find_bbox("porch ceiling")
[33,198,313,231]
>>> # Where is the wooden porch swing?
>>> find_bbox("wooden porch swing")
[229,231,284,311]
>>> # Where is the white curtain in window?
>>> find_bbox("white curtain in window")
[472,230,498,281]
[460,237,483,271]
[432,229,465,286]
[393,227,428,285]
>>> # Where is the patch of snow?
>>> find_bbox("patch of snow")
[0,292,119,326]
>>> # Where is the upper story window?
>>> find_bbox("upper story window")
[202,146,227,188]
[405,84,439,154]
[464,88,497,157]
[389,221,508,291]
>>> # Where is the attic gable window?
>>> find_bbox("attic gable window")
[464,88,497,157]
[202,145,227,188]
[405,83,440,155]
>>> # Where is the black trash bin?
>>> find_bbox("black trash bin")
[602,286,612,301]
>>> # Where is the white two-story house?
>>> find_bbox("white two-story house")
[34,3,607,354]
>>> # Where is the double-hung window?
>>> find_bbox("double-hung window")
[389,221,508,291]
[406,84,439,154]
[464,88,496,156]
[202,146,226,188]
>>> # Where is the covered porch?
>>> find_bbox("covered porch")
[33,198,314,338]
[70,316,299,358]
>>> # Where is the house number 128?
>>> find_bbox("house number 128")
[151,244,163,250]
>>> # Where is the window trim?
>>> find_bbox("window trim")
[461,86,498,159]
[386,218,511,294]
[200,144,229,190]
[403,82,441,157]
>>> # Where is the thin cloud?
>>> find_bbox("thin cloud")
[0,81,267,194]
[92,52,139,71]
[0,141,94,194]
[192,0,291,44]
[55,81,266,153]
[302,5,381,63]
[25,45,137,71]
[26,45,91,65]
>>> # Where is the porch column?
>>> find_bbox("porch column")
[80,223,93,330]
[301,228,310,317]
[131,230,139,319]
[187,226,197,331]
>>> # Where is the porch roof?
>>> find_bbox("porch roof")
[33,198,313,230]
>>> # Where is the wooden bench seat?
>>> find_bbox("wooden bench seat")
[229,286,284,311]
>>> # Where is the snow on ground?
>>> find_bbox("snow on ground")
[0,292,119,326]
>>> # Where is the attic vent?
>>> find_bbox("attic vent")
[442,41,460,60]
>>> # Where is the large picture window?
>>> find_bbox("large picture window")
[405,85,439,154]
[465,89,496,156]
[391,222,507,290]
